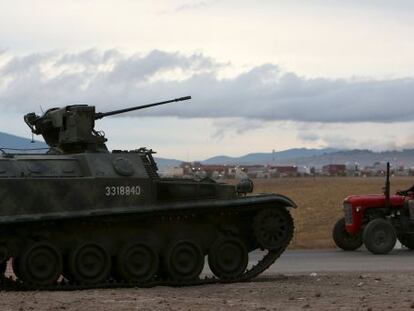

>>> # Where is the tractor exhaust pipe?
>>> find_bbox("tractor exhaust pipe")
[385,162,391,208]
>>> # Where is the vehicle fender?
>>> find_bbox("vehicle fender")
[269,194,297,209]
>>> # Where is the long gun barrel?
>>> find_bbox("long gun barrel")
[95,96,191,120]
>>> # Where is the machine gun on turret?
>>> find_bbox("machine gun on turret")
[24,96,191,154]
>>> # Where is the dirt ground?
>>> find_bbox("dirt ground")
[252,176,414,249]
[1,272,413,311]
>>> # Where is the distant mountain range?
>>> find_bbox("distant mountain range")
[154,148,340,168]
[2,131,414,169]
[154,157,183,168]
[275,149,414,167]
[202,148,340,165]
[156,148,414,169]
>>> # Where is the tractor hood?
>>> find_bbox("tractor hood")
[344,194,405,207]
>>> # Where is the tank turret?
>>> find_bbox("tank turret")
[24,96,191,154]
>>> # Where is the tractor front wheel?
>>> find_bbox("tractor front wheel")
[363,218,396,254]
[332,218,362,251]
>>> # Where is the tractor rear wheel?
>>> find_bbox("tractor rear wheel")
[332,218,362,251]
[363,218,396,254]
[397,234,414,250]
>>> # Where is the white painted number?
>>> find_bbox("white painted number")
[105,186,141,196]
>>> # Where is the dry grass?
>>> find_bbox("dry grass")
[252,176,413,249]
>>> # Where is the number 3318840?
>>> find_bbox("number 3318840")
[105,186,141,196]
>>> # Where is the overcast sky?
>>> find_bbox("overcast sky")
[1,0,414,160]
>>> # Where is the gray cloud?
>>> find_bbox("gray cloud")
[55,49,121,67]
[1,48,414,124]
[298,132,321,142]
[212,118,266,139]
[175,0,218,12]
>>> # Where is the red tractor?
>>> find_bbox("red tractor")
[333,163,414,254]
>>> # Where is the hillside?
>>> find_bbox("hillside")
[275,149,414,167]
[204,149,414,168]
[154,157,182,168]
[202,148,339,165]
[156,149,414,169]
[156,148,340,169]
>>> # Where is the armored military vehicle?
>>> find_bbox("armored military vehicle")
[0,96,296,289]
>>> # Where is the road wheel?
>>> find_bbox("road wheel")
[18,242,62,286]
[116,242,159,283]
[332,218,363,251]
[363,218,396,254]
[253,208,294,250]
[164,240,204,281]
[68,242,111,284]
[208,237,248,279]
[397,234,414,250]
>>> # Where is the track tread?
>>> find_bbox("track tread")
[0,205,294,291]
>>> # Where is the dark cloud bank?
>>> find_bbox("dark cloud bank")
[0,48,413,123]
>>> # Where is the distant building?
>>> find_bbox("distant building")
[179,162,235,179]
[362,162,392,176]
[239,165,266,179]
[269,166,298,177]
[297,166,311,175]
[159,167,184,178]
[322,164,346,176]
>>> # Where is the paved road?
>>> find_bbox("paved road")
[259,249,414,274]
[6,249,413,278]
